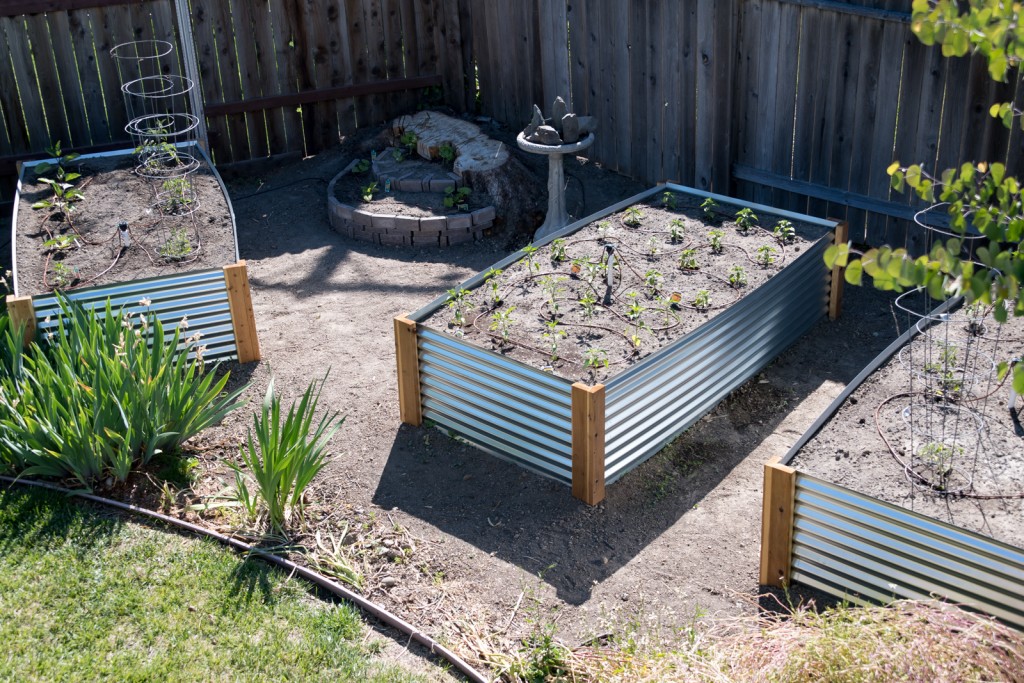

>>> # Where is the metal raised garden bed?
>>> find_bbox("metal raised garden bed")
[7,145,260,363]
[395,183,845,504]
[759,298,1024,629]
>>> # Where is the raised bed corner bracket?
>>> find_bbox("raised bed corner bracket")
[572,382,606,505]
[394,315,422,427]
[223,261,261,363]
[5,295,35,348]
[829,220,849,321]
[759,458,796,588]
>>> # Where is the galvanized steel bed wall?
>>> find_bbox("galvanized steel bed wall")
[603,235,832,483]
[399,183,841,503]
[30,268,239,361]
[791,473,1024,629]
[417,327,575,484]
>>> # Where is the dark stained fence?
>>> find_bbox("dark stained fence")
[0,0,1018,248]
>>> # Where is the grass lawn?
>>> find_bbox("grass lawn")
[0,485,425,683]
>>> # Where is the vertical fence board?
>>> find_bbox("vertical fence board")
[36,12,84,148]
[265,0,308,155]
[0,18,34,152]
[188,0,229,160]
[360,0,388,127]
[627,1,648,181]
[644,0,663,183]
[228,0,270,158]
[567,0,589,119]
[768,2,800,210]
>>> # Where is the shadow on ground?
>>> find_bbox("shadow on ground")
[373,286,900,605]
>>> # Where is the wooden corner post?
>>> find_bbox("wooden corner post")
[829,220,849,321]
[394,315,422,426]
[571,382,606,505]
[223,261,261,363]
[759,457,797,588]
[6,295,35,348]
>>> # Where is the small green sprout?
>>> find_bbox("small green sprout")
[669,219,686,243]
[728,265,747,288]
[693,289,711,310]
[622,206,644,227]
[773,219,796,243]
[678,249,699,270]
[489,306,516,344]
[735,207,758,233]
[700,197,718,220]
[756,244,777,267]
[708,229,725,253]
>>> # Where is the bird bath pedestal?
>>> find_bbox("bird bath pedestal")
[516,132,594,241]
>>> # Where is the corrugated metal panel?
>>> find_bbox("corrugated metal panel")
[791,473,1024,629]
[30,269,238,361]
[603,235,832,483]
[417,327,574,484]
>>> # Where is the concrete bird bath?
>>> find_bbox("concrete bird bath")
[516,131,594,241]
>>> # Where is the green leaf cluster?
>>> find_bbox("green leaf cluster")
[0,298,246,489]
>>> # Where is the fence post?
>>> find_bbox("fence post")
[571,382,605,505]
[760,457,797,587]
[828,220,849,321]
[5,295,35,348]
[223,261,261,363]
[393,315,422,426]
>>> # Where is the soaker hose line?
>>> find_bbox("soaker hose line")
[0,475,490,683]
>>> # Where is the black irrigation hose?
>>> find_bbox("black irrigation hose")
[0,475,490,683]
[231,176,331,202]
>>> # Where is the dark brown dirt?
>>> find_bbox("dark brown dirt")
[421,194,829,383]
[4,118,920,679]
[790,303,1024,548]
[162,117,906,678]
[14,154,236,296]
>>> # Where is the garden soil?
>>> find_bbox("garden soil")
[9,120,919,678]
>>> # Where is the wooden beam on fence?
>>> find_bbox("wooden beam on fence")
[759,457,797,587]
[571,382,606,506]
[829,220,849,321]
[732,164,950,230]
[0,0,157,17]
[393,315,422,427]
[6,295,35,348]
[223,261,261,363]
[204,75,443,118]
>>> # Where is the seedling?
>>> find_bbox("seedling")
[538,275,567,316]
[917,441,962,478]
[661,191,677,209]
[360,181,378,203]
[550,238,568,263]
[597,221,614,240]
[728,265,748,288]
[446,287,470,326]
[352,158,371,174]
[578,292,599,319]
[678,249,699,270]
[43,234,77,252]
[159,228,193,261]
[32,179,84,218]
[700,197,718,220]
[49,261,76,289]
[756,244,777,266]
[391,147,405,163]
[489,306,516,344]
[627,320,650,351]
[735,207,758,234]
[443,185,471,211]
[773,219,796,243]
[622,206,644,227]
[541,319,567,361]
[624,292,645,320]
[160,177,194,214]
[693,289,711,310]
[521,243,541,272]
[654,295,680,324]
[583,347,608,370]
[669,219,686,243]
[708,229,725,253]
[646,235,661,258]
[34,140,80,179]
[484,267,503,304]
[644,268,662,293]
[582,260,606,286]
[399,131,418,152]
[438,143,456,167]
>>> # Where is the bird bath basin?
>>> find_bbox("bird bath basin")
[516,132,595,241]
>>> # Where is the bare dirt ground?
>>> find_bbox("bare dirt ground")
[171,118,907,679]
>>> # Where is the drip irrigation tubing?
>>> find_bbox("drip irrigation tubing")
[0,475,490,683]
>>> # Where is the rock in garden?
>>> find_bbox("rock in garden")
[561,113,580,143]
[524,104,544,137]
[551,96,568,130]
[529,125,562,145]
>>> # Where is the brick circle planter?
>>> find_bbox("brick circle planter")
[326,159,496,248]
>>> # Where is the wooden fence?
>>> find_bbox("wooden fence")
[0,0,1020,247]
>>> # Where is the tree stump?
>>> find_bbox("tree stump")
[391,112,544,237]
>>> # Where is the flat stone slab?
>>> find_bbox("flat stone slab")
[391,111,509,176]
